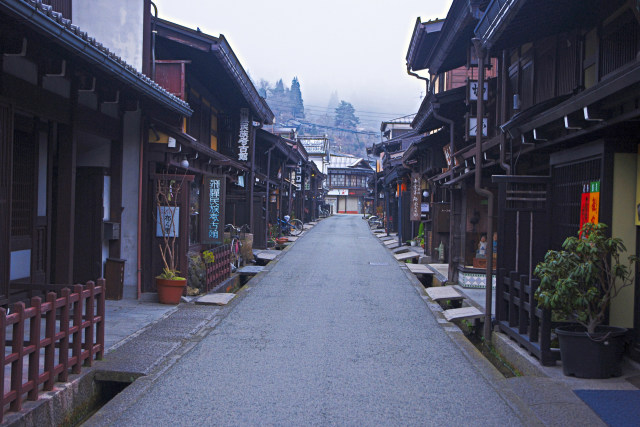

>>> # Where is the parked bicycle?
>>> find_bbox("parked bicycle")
[277,215,303,236]
[319,205,331,217]
[367,215,384,229]
[225,223,250,270]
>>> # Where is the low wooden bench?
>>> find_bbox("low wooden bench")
[380,236,395,241]
[406,263,434,275]
[394,252,420,262]
[255,250,279,263]
[237,265,265,276]
[383,239,398,245]
[425,285,463,302]
[392,246,410,254]
[443,306,484,322]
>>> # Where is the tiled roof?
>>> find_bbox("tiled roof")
[5,0,191,114]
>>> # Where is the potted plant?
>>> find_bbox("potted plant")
[155,174,187,304]
[534,222,638,378]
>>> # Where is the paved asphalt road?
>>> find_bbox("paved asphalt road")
[97,215,524,426]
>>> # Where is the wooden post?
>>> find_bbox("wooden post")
[72,284,84,374]
[85,282,95,366]
[44,292,56,390]
[0,307,6,421]
[28,297,42,401]
[10,302,25,412]
[59,288,70,382]
[96,278,105,360]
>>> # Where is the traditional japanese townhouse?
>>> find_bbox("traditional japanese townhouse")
[142,19,274,293]
[0,0,191,303]
[326,154,374,216]
[405,1,504,295]
[253,129,302,247]
[474,0,640,362]
[370,128,428,243]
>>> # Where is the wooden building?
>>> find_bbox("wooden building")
[406,0,640,363]
[0,0,191,303]
[143,19,275,292]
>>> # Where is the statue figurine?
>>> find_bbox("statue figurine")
[476,235,487,259]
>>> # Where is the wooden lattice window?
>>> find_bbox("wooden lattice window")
[600,9,638,78]
[11,130,35,238]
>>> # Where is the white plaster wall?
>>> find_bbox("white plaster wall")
[120,110,142,297]
[72,1,144,71]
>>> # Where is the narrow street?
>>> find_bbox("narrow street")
[89,215,523,426]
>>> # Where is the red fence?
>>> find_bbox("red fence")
[204,245,231,292]
[0,280,105,421]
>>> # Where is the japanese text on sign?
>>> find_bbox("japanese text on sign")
[410,173,422,222]
[238,108,250,162]
[203,177,224,244]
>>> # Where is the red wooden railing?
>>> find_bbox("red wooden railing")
[0,280,105,421]
[204,245,231,293]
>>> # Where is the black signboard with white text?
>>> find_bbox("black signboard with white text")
[202,176,226,244]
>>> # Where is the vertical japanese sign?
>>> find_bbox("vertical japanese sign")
[410,173,422,222]
[202,176,225,244]
[580,181,600,230]
[238,108,250,162]
[295,161,303,190]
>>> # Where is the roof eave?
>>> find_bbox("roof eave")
[1,0,192,116]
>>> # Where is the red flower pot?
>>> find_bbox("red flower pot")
[156,277,187,304]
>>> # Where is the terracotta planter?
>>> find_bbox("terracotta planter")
[156,277,187,304]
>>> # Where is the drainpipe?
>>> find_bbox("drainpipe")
[432,105,454,172]
[407,66,429,92]
[472,38,494,340]
[265,145,275,246]
[432,105,456,280]
[499,50,511,174]
[150,1,158,80]
[137,118,145,300]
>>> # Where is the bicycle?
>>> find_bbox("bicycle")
[367,215,383,229]
[225,224,250,270]
[277,215,303,236]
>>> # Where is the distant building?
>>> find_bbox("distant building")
[325,154,374,215]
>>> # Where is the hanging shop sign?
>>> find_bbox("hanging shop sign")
[238,108,250,162]
[468,80,488,102]
[410,173,422,222]
[300,138,327,155]
[468,116,488,137]
[580,181,600,230]
[156,206,179,237]
[202,176,226,244]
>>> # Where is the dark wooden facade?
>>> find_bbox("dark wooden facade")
[0,0,190,304]
[407,0,640,362]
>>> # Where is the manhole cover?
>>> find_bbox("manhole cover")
[369,262,388,266]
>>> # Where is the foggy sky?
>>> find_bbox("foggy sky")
[152,0,452,127]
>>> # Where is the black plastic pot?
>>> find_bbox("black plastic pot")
[556,325,627,379]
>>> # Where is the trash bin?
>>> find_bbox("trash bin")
[105,258,125,300]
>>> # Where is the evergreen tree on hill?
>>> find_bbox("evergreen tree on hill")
[290,77,305,119]
[335,101,360,130]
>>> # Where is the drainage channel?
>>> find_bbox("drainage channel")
[64,376,135,426]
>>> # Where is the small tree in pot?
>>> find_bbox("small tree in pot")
[534,222,638,378]
[155,174,187,303]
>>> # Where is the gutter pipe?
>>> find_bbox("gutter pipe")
[150,1,157,80]
[472,38,494,340]
[499,50,511,173]
[406,66,429,92]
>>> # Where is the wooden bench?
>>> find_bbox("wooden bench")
[443,307,484,322]
[392,246,410,254]
[425,286,463,302]
[255,250,279,263]
[406,263,434,275]
[394,252,420,262]
[237,265,265,276]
